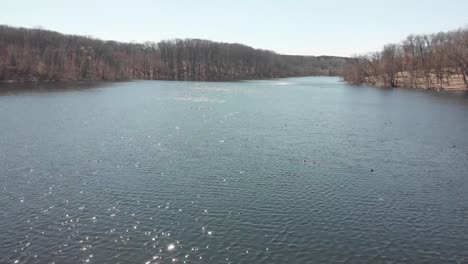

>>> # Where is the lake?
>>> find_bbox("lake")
[1,77,468,264]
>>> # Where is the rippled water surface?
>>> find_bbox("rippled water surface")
[1,77,468,264]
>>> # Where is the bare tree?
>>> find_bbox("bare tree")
[343,27,468,89]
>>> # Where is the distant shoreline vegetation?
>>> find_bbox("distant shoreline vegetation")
[0,25,349,83]
[343,27,468,91]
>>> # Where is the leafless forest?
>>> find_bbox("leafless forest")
[343,27,468,90]
[0,25,349,82]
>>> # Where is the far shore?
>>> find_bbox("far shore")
[0,75,337,85]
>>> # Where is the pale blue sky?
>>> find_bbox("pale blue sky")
[2,0,468,56]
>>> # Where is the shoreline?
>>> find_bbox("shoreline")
[0,74,339,85]
[355,73,468,92]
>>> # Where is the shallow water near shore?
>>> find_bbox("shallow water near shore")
[1,77,468,264]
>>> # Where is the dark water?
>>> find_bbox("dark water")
[1,77,468,264]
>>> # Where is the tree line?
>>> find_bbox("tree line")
[0,25,349,82]
[343,27,468,89]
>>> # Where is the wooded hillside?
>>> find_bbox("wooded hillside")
[0,25,349,82]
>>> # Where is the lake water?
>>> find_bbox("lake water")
[1,77,468,264]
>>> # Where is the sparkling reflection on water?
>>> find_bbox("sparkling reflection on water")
[1,77,468,264]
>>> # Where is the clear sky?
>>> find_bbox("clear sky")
[2,0,468,57]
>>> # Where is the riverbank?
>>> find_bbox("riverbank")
[0,73,335,84]
[363,73,468,91]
